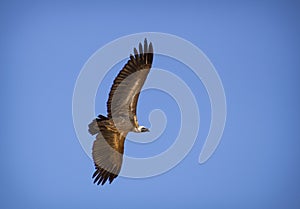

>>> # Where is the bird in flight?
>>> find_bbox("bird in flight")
[88,39,154,185]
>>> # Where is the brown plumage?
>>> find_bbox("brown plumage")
[88,39,153,185]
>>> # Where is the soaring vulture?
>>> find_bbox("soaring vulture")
[88,39,153,185]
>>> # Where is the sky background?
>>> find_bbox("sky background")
[1,0,300,209]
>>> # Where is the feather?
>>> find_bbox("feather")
[89,39,154,186]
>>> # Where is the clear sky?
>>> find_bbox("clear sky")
[1,0,299,209]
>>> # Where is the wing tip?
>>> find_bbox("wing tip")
[130,39,153,66]
[149,42,153,54]
[92,166,118,186]
[132,38,154,65]
[139,42,143,55]
[135,38,153,54]
[142,38,153,54]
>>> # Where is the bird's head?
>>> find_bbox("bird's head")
[135,126,149,133]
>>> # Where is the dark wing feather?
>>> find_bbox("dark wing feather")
[106,39,153,127]
[89,116,126,185]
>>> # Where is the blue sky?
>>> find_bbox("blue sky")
[1,0,300,209]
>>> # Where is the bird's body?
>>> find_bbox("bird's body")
[88,39,153,185]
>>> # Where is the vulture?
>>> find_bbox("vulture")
[88,39,154,185]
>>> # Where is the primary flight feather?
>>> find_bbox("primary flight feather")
[88,39,153,185]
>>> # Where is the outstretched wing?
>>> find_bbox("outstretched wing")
[89,116,127,185]
[106,39,153,127]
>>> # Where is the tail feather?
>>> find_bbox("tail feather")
[88,119,100,135]
[88,115,108,135]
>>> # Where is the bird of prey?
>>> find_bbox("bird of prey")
[88,39,153,185]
